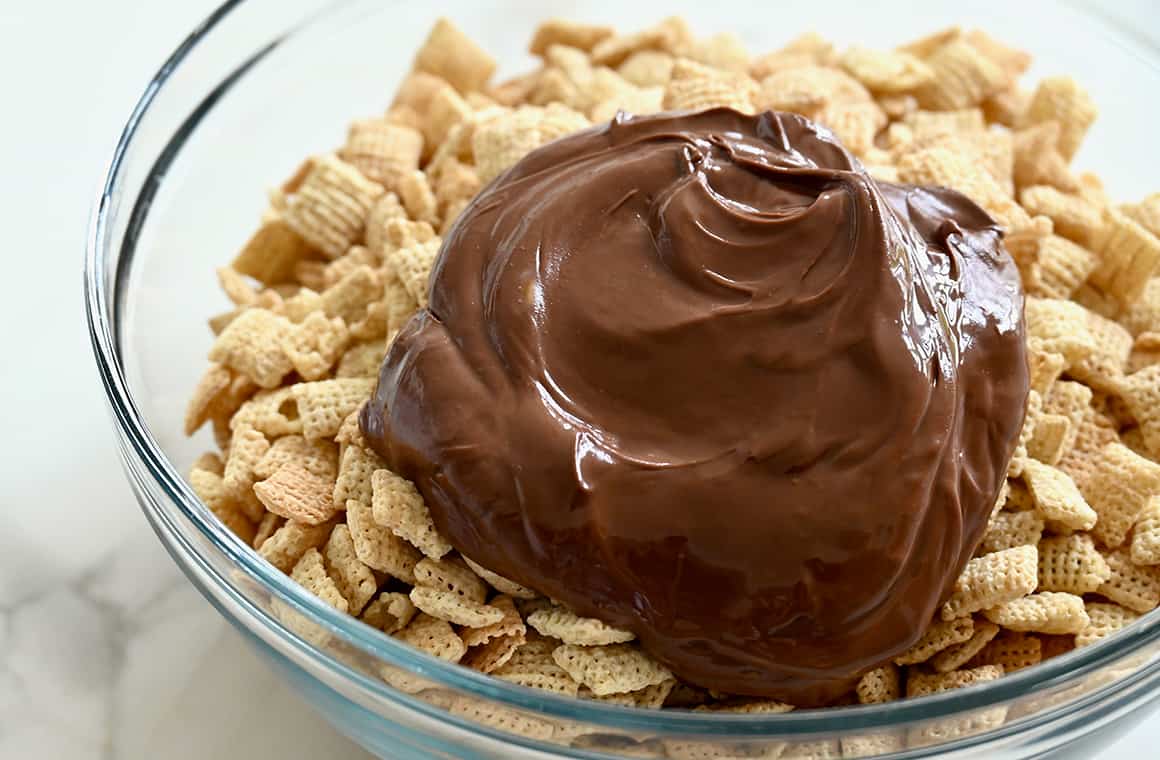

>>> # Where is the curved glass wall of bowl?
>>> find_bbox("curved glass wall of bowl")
[86,0,1160,757]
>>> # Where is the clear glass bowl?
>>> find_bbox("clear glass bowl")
[85,1,1160,757]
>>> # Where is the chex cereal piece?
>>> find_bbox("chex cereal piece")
[1058,407,1121,488]
[1021,76,1097,161]
[397,613,467,663]
[1021,458,1097,531]
[1097,547,1160,613]
[254,462,340,525]
[982,86,1028,128]
[323,524,378,614]
[855,664,900,703]
[618,50,675,88]
[527,605,636,646]
[335,340,386,379]
[841,734,905,758]
[492,637,581,696]
[1027,413,1070,466]
[360,591,417,634]
[185,363,233,435]
[814,101,886,156]
[397,170,439,225]
[1123,193,1160,237]
[1121,279,1160,336]
[257,518,335,573]
[1027,339,1066,397]
[980,511,1044,555]
[340,119,423,189]
[664,67,756,113]
[413,556,488,601]
[387,236,441,309]
[254,435,338,482]
[1025,298,1098,365]
[217,266,260,306]
[913,39,1008,110]
[941,545,1038,620]
[678,31,749,71]
[462,556,538,599]
[965,29,1030,76]
[319,265,380,327]
[410,586,505,628]
[931,621,1001,673]
[1080,443,1160,547]
[451,701,557,744]
[590,16,691,67]
[230,217,317,286]
[1019,186,1103,246]
[969,632,1041,672]
[290,378,375,441]
[906,664,1004,698]
[280,311,348,381]
[756,65,870,117]
[412,18,495,94]
[1026,235,1097,300]
[894,618,974,665]
[462,596,527,672]
[839,46,932,93]
[1013,122,1078,194]
[290,548,348,613]
[192,451,224,475]
[1068,312,1133,394]
[282,155,384,259]
[1075,602,1141,647]
[189,467,256,544]
[1091,209,1160,307]
[896,143,1027,231]
[222,423,269,506]
[552,644,673,696]
[252,512,283,550]
[473,104,589,184]
[334,443,385,512]
[370,469,451,559]
[346,497,421,583]
[208,308,294,388]
[529,19,613,55]
[1131,498,1160,565]
[984,591,1088,634]
[333,406,364,448]
[1038,534,1111,594]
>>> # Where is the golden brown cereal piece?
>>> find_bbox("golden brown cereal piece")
[678,32,749,72]
[290,378,375,441]
[256,518,335,573]
[1021,76,1097,161]
[896,144,1027,231]
[841,734,905,758]
[1121,193,1160,240]
[431,159,482,210]
[931,621,1000,673]
[423,85,472,153]
[756,65,870,117]
[748,32,836,81]
[492,637,581,696]
[322,524,378,614]
[1024,299,1097,365]
[552,644,673,696]
[526,605,636,646]
[1026,236,1096,301]
[346,497,421,583]
[1058,406,1121,489]
[1098,547,1160,612]
[255,436,338,483]
[906,665,1004,698]
[462,595,526,646]
[814,101,886,156]
[412,18,495,94]
[280,311,349,381]
[370,469,452,559]
[462,556,538,599]
[589,84,664,123]
[413,556,488,602]
[387,239,440,311]
[1120,279,1160,336]
[839,46,932,93]
[1027,413,1070,466]
[1013,122,1078,194]
[217,266,260,307]
[336,340,387,379]
[192,451,224,476]
[1090,208,1160,306]
[319,265,380,327]
[1075,602,1141,647]
[396,170,438,226]
[590,16,691,67]
[965,29,1031,77]
[321,245,378,291]
[252,511,284,550]
[893,617,974,665]
[983,591,1089,634]
[334,443,384,512]
[189,467,256,544]
[664,73,754,113]
[1021,458,1097,531]
[1019,186,1103,247]
[473,104,590,184]
[290,548,349,613]
[1080,443,1160,547]
[410,586,506,628]
[222,424,269,508]
[897,26,963,59]
[617,50,675,88]
[208,308,295,389]
[397,613,467,662]
[980,510,1045,555]
[1038,534,1111,594]
[340,120,423,189]
[282,155,384,260]
[1069,312,1132,394]
[982,86,1028,128]
[185,363,233,435]
[855,664,900,703]
[529,19,613,55]
[912,39,1008,110]
[941,545,1038,620]
[364,192,407,256]
[593,679,678,710]
[253,462,340,526]
[1027,340,1067,398]
[969,632,1042,672]
[360,591,417,634]
[230,217,318,286]
[1131,498,1160,565]
[392,71,453,116]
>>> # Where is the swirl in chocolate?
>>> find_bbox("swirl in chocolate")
[361,109,1028,704]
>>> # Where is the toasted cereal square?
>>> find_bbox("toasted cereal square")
[1013,123,1078,194]
[1019,186,1103,247]
[839,46,932,93]
[323,524,378,614]
[208,309,295,388]
[526,604,636,646]
[410,586,505,628]
[941,545,1038,620]
[462,595,526,649]
[1020,76,1097,161]
[282,155,384,259]
[290,547,348,613]
[184,363,233,435]
[980,510,1045,555]
[221,423,269,506]
[1068,312,1133,394]
[253,463,340,526]
[280,311,349,381]
[257,518,335,573]
[231,216,318,286]
[618,50,675,88]
[893,617,974,665]
[912,39,1008,110]
[665,73,755,113]
[346,497,421,583]
[1024,298,1097,365]
[492,637,581,696]
[1131,497,1160,565]
[1121,279,1160,336]
[189,468,256,545]
[252,511,284,550]
[1075,602,1141,647]
[1097,547,1160,613]
[290,378,375,441]
[855,664,900,704]
[1026,339,1067,397]
[461,556,538,599]
[1027,413,1070,466]
[529,19,613,55]
[931,621,1001,673]
[254,435,339,482]
[333,443,385,512]
[1038,533,1111,594]
[413,556,488,603]
[983,592,1089,634]
[1057,408,1121,488]
[192,451,224,476]
[552,644,672,696]
[906,665,1004,698]
[1080,443,1160,547]
[1021,458,1097,531]
[968,631,1042,671]
[594,679,678,710]
[1091,209,1160,307]
[590,17,690,68]
[319,265,381,326]
[360,591,417,634]
[370,469,452,559]
[336,340,387,379]
[412,19,496,94]
[1027,236,1097,300]
[340,119,423,189]
[472,104,590,184]
[397,612,467,662]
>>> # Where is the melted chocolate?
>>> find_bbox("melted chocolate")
[361,109,1028,704]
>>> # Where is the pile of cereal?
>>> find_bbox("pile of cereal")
[185,15,1160,725]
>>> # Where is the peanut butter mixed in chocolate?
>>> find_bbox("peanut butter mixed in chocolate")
[361,108,1028,702]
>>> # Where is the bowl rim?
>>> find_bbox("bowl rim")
[84,0,1160,743]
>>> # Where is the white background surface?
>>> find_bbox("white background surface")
[0,1,1156,758]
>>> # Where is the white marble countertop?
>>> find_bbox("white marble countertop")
[0,1,1156,758]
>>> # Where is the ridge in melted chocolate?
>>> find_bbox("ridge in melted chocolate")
[360,109,1028,704]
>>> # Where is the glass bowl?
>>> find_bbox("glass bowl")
[85,0,1160,757]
